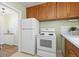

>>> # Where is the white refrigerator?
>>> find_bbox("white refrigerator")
[21,18,39,55]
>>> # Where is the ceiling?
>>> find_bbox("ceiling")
[0,4,16,16]
[20,2,46,7]
[0,2,46,16]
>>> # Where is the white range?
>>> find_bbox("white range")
[37,28,56,57]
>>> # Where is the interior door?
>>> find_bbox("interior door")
[21,29,35,54]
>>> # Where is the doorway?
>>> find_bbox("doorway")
[0,2,22,57]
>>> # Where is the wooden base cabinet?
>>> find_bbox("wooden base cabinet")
[68,49,78,57]
[65,39,79,57]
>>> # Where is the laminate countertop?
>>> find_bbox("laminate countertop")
[61,31,79,48]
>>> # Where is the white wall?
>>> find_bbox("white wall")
[7,2,26,19]
[0,14,8,44]
[8,12,18,45]
[0,14,8,33]
[8,12,18,34]
[0,14,5,44]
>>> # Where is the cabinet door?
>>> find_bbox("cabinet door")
[37,3,48,21]
[68,49,77,57]
[37,2,56,21]
[70,2,79,17]
[47,2,56,20]
[65,39,77,57]
[26,8,31,18]
[65,39,79,57]
[27,2,56,21]
[57,2,70,19]
[26,6,37,18]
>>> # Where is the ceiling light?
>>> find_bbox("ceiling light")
[1,8,6,16]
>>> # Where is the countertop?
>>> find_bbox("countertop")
[61,31,79,48]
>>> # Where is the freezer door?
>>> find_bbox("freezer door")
[21,29,35,54]
[21,20,32,28]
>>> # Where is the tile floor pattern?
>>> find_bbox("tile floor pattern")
[11,51,63,57]
[11,52,39,57]
[0,44,18,57]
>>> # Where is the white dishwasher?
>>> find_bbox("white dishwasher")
[37,28,56,57]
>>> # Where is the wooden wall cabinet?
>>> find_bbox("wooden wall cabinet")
[57,2,79,19]
[26,2,79,21]
[36,3,49,21]
[26,6,38,18]
[65,39,79,57]
[37,2,57,21]
[47,2,57,20]
[57,2,70,19]
[26,2,57,21]
[27,7,33,18]
[69,2,79,18]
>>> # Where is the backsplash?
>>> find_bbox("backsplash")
[60,26,79,33]
[40,19,79,50]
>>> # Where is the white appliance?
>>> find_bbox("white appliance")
[37,28,56,57]
[21,18,39,55]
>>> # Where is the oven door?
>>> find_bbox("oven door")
[37,35,56,52]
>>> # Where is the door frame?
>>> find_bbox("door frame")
[0,2,22,52]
